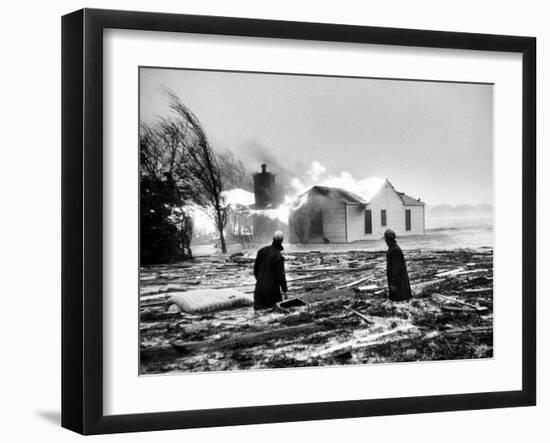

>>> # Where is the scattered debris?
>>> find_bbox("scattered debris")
[436,267,465,277]
[343,305,374,324]
[276,297,307,309]
[140,247,493,373]
[353,284,379,293]
[432,293,490,314]
[141,322,324,363]
[336,276,372,290]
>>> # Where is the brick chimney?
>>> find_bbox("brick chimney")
[253,164,276,208]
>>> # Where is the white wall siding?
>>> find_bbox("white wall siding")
[288,196,347,243]
[321,201,347,243]
[346,182,424,241]
[404,205,425,235]
[289,182,425,243]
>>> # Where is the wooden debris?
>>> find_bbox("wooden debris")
[455,269,489,276]
[141,293,171,303]
[442,325,493,337]
[343,306,374,324]
[276,297,306,309]
[140,247,494,373]
[316,325,419,358]
[305,264,374,272]
[336,276,371,290]
[353,284,379,293]
[463,287,492,294]
[441,306,477,313]
[432,293,489,314]
[411,279,445,291]
[141,322,325,362]
[286,274,323,283]
[436,267,465,277]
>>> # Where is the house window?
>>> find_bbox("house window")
[405,209,411,231]
[310,210,323,236]
[364,209,372,234]
[381,209,387,227]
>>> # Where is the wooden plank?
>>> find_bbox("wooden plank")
[306,264,374,272]
[440,326,493,337]
[316,324,491,359]
[336,276,371,290]
[463,287,492,294]
[141,322,325,362]
[455,269,489,276]
[435,267,465,277]
[354,284,379,293]
[432,293,490,314]
[343,306,374,324]
[316,325,418,357]
[411,278,445,290]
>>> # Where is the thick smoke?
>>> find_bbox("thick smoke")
[229,139,305,198]
[288,161,385,202]
[191,143,386,231]
[221,160,385,224]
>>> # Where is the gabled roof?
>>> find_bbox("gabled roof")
[397,192,425,206]
[302,180,425,207]
[309,186,367,204]
[384,179,425,206]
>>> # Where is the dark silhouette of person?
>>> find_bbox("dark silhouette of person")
[384,229,412,302]
[253,231,288,310]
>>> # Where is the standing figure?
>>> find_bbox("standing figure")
[384,229,412,302]
[253,231,288,310]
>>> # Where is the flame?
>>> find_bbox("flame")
[220,188,255,207]
[186,203,216,235]
[288,162,385,203]
[186,162,387,234]
[245,162,385,224]
[189,189,255,234]
[318,172,385,202]
[246,193,304,224]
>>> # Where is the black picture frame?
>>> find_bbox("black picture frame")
[61,8,536,435]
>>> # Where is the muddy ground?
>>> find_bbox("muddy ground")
[140,247,493,374]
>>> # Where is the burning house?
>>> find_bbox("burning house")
[224,164,288,244]
[288,179,425,244]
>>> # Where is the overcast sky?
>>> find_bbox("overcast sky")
[140,68,493,206]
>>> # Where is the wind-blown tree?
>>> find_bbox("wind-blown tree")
[165,90,228,253]
[217,150,253,192]
[140,121,197,263]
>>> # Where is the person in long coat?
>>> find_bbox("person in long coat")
[384,229,412,302]
[253,231,288,310]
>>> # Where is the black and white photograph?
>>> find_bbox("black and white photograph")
[139,67,494,374]
[0,0,545,439]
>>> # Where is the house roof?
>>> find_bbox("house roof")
[304,180,425,206]
[397,192,425,206]
[310,186,367,204]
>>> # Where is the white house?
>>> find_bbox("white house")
[288,179,425,244]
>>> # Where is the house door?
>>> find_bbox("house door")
[310,210,323,236]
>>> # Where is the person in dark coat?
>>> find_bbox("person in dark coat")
[384,229,412,302]
[253,231,288,310]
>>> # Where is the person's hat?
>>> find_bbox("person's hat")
[384,229,396,240]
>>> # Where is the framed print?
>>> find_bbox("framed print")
[61,8,536,435]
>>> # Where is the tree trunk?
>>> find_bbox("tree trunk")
[215,204,227,254]
[218,223,227,253]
